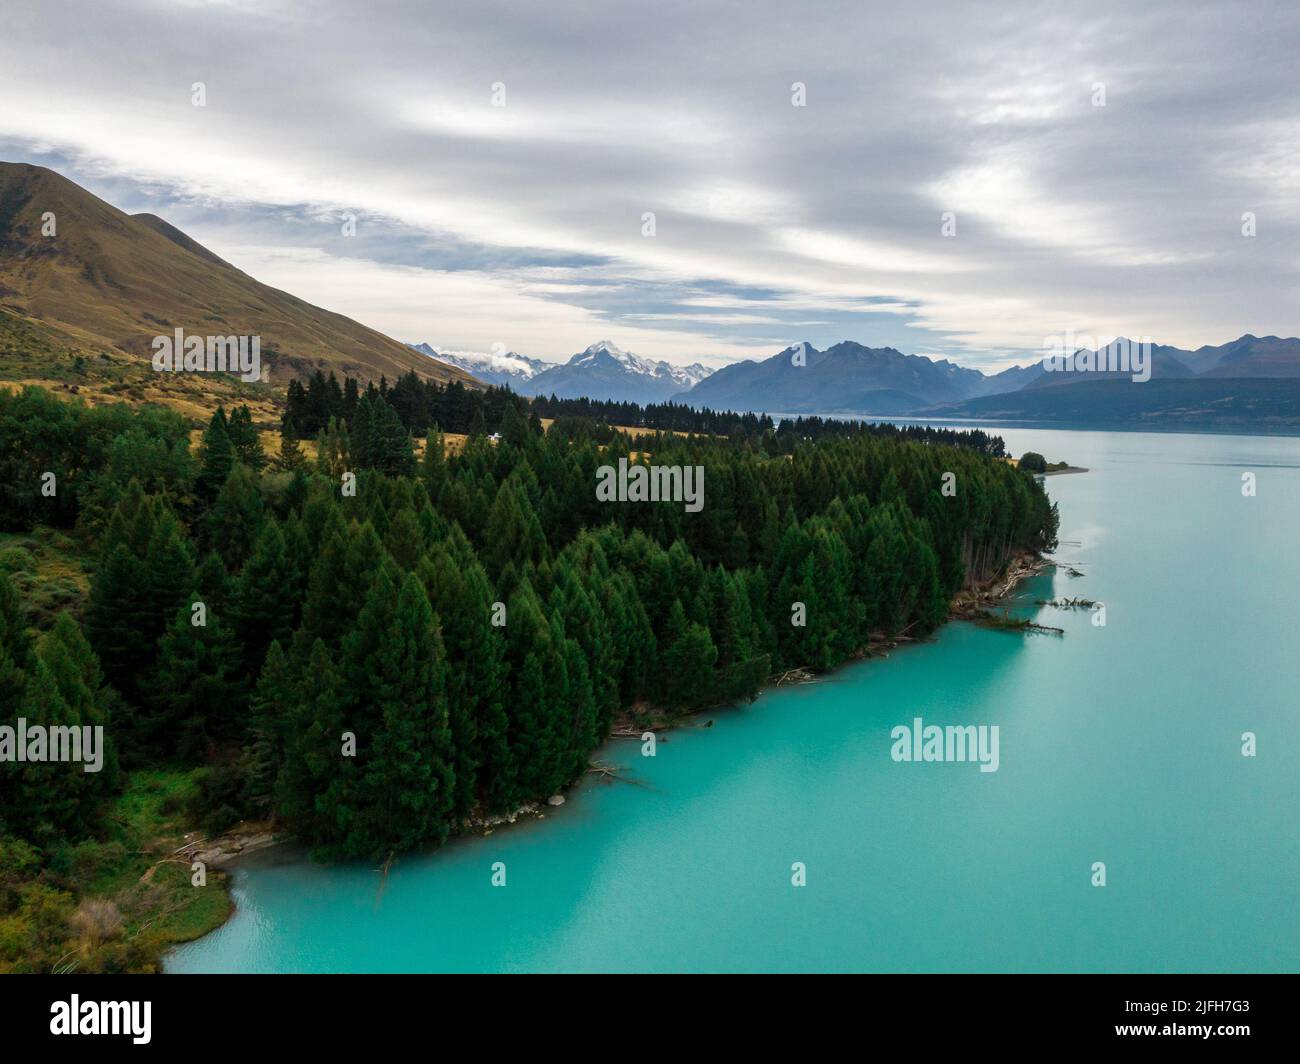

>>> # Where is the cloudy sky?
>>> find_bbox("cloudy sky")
[2,0,1297,371]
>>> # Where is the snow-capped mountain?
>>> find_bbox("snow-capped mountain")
[412,339,714,403]
[409,343,549,389]
[527,341,714,403]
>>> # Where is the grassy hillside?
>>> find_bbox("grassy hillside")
[0,162,475,389]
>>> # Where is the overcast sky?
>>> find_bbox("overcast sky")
[2,0,1297,370]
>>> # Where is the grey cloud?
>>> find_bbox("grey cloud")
[1,0,1296,368]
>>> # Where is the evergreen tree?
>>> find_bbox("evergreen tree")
[226,406,267,471]
[317,567,456,857]
[204,464,265,571]
[196,408,235,500]
[148,595,244,757]
[659,600,717,711]
[383,507,424,571]
[274,418,308,472]
[483,474,548,581]
[1,617,115,841]
[230,518,297,678]
[417,535,512,815]
[277,639,349,843]
[504,579,569,799]
[84,542,148,701]
[350,391,414,476]
[244,639,293,817]
[314,417,351,480]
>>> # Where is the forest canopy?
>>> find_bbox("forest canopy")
[0,382,1056,966]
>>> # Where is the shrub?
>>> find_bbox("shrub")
[0,546,36,573]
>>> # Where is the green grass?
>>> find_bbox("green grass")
[96,770,234,949]
[0,769,235,974]
[0,527,90,630]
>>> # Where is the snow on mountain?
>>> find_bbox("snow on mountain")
[567,341,712,389]
[528,341,715,403]
[409,343,550,388]
[411,339,714,402]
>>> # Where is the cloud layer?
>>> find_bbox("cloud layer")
[2,0,1297,370]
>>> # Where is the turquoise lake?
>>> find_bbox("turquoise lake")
[168,427,1300,973]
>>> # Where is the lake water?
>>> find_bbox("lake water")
[168,427,1300,973]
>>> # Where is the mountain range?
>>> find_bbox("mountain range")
[0,161,474,387]
[682,340,1042,413]
[928,335,1300,425]
[671,335,1300,427]
[412,340,713,404]
[6,163,1298,431]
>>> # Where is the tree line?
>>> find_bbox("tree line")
[283,369,1009,455]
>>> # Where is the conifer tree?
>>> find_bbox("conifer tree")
[421,425,446,499]
[295,520,375,654]
[148,594,244,757]
[383,507,423,571]
[277,638,349,844]
[231,518,297,678]
[2,619,115,841]
[226,406,266,471]
[84,541,148,701]
[317,566,456,857]
[244,639,293,817]
[504,579,569,800]
[204,464,265,571]
[483,475,548,580]
[197,408,235,501]
[362,573,456,852]
[143,504,197,634]
[659,599,718,711]
[314,416,351,480]
[417,533,513,816]
[274,418,308,472]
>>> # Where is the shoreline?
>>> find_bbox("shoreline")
[165,547,1053,969]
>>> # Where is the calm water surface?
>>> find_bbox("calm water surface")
[168,427,1300,972]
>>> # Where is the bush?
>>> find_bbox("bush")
[0,546,35,573]
[70,897,124,948]
[68,840,129,884]
[1019,451,1048,474]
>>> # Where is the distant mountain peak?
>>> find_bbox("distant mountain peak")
[409,343,550,388]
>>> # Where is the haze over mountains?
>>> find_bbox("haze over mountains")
[0,162,474,386]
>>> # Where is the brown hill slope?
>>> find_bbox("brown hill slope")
[0,162,473,387]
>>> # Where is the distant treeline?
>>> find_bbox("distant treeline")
[283,369,1007,456]
[0,383,1054,882]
